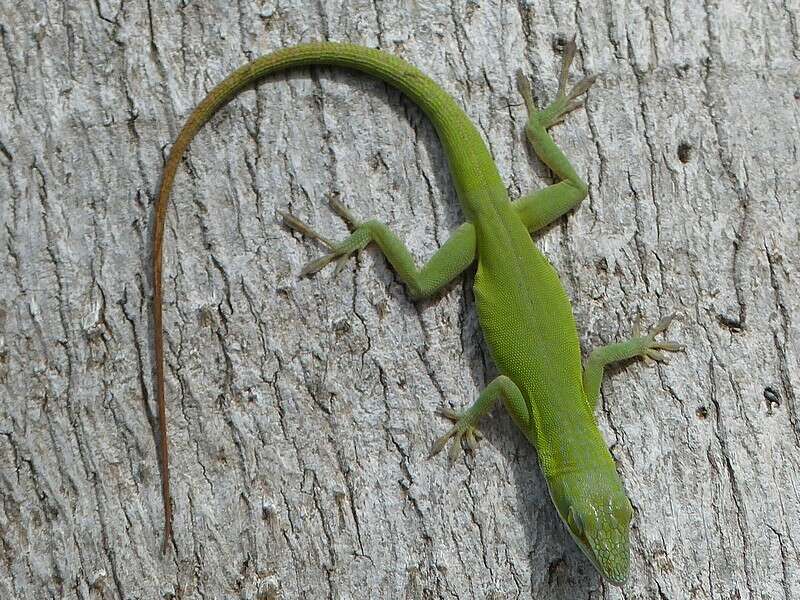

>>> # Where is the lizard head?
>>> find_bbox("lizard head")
[547,469,633,586]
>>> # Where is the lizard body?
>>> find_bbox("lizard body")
[153,41,682,584]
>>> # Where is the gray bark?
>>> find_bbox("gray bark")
[2,1,799,598]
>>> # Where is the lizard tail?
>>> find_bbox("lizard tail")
[152,42,502,552]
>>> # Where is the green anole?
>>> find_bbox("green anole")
[153,41,682,584]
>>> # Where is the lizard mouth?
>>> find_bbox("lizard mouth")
[556,500,630,586]
[585,530,630,586]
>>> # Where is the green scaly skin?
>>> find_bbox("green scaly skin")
[153,40,683,582]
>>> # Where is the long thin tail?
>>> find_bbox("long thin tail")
[152,42,501,551]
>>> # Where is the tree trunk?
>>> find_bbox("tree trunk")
[2,1,798,598]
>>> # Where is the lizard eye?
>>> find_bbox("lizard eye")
[567,506,584,536]
[620,499,634,522]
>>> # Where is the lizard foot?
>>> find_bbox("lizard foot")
[280,198,370,276]
[429,406,484,461]
[517,36,597,130]
[632,314,685,366]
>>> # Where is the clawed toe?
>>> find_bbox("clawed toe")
[436,406,461,421]
[516,69,538,114]
[429,405,484,460]
[520,35,597,130]
[329,198,361,230]
[464,429,479,450]
[282,210,344,276]
[280,211,336,250]
[282,201,369,277]
[557,36,578,97]
[299,253,336,276]
[447,433,464,462]
[428,427,468,462]
[567,74,597,102]
[652,341,685,352]
[429,427,457,458]
[649,314,676,336]
[640,313,684,366]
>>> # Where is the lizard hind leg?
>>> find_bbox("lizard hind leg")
[282,198,478,300]
[280,198,371,277]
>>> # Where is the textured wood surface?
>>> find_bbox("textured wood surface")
[2,1,799,598]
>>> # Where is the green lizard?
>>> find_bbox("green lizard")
[153,40,682,584]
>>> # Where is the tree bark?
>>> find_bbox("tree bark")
[2,1,799,598]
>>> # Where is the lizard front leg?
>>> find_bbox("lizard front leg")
[281,198,476,299]
[582,315,684,409]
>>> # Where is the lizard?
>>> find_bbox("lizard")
[152,40,683,585]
